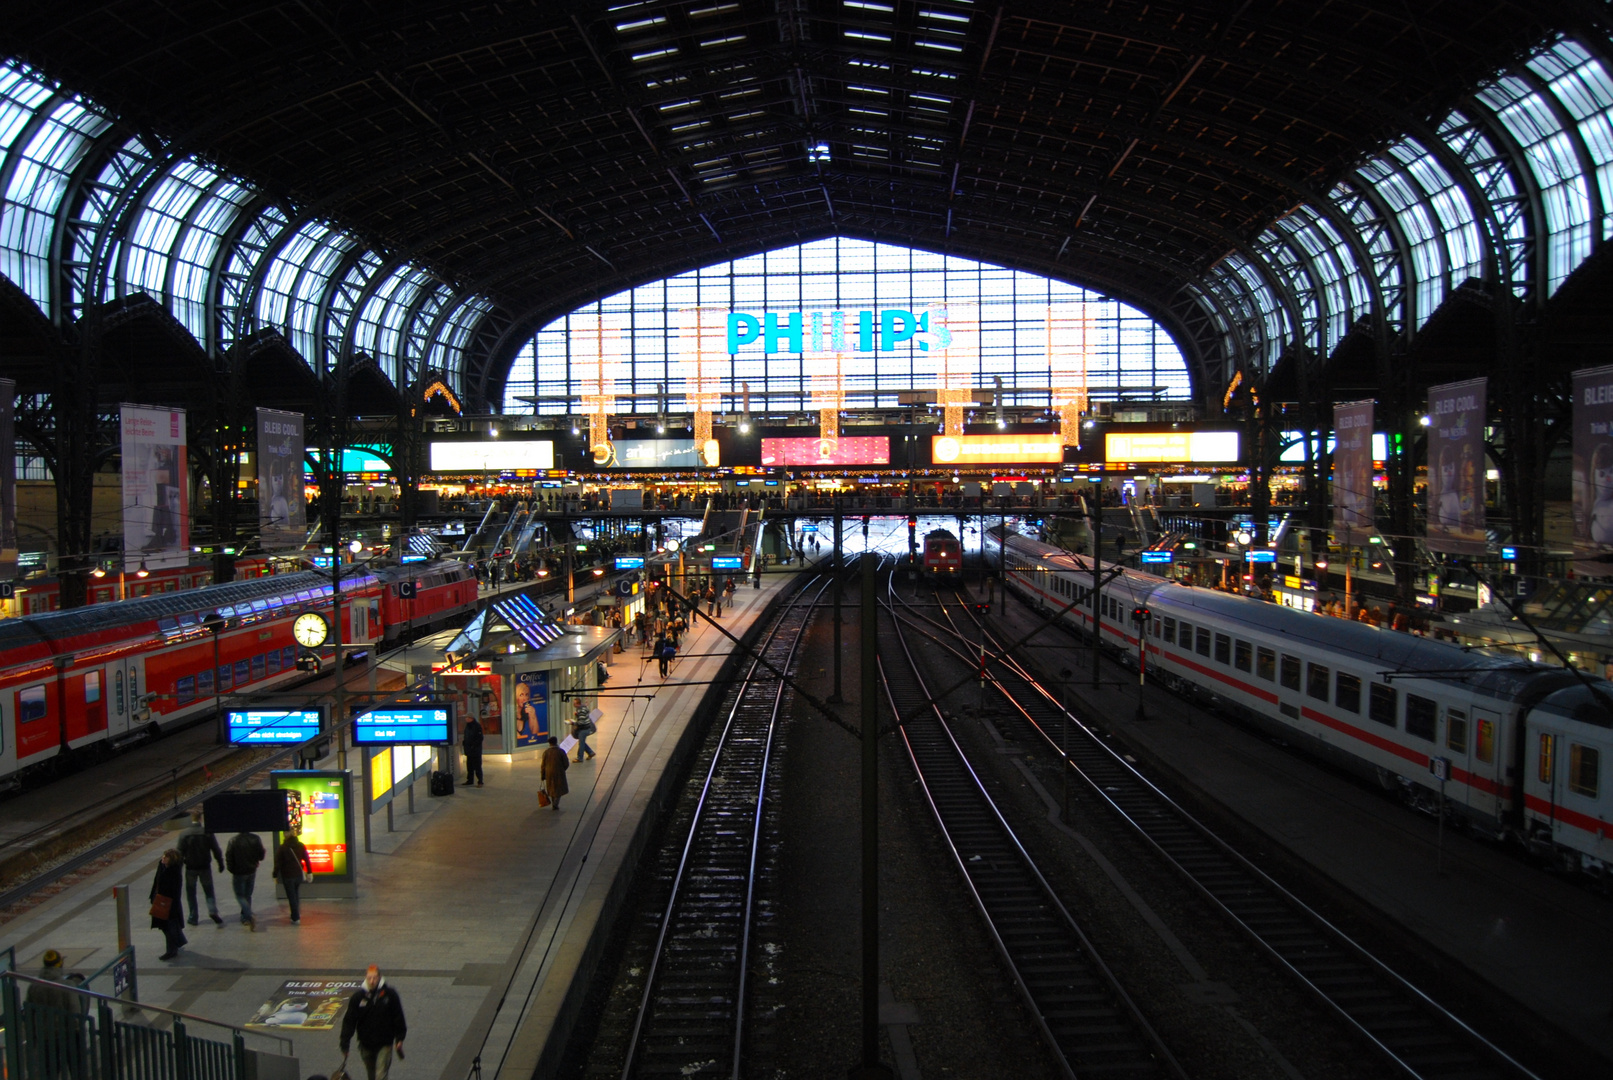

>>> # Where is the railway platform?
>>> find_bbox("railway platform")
[0,566,810,1080]
[985,577,1613,1069]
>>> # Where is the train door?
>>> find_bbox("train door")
[1529,725,1564,846]
[108,658,141,738]
[1468,707,1503,821]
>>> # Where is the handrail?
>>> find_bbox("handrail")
[1,970,294,1055]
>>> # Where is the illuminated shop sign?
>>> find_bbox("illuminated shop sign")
[429,441,555,472]
[761,436,890,466]
[931,435,1064,465]
[1104,431,1241,464]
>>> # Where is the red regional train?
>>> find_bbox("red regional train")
[921,529,963,576]
[0,559,475,787]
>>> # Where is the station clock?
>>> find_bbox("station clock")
[293,612,330,648]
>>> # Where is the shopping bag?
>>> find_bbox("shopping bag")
[538,789,551,808]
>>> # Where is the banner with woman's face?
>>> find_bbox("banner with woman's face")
[511,671,549,748]
[1573,365,1613,558]
[1425,379,1488,556]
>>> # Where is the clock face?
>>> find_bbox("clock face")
[293,612,330,648]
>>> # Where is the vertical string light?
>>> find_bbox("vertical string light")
[576,311,623,466]
[677,307,725,466]
[809,314,848,454]
[1049,303,1093,447]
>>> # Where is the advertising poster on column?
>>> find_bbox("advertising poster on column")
[0,378,15,580]
[120,405,189,570]
[257,408,307,550]
[1572,365,1613,564]
[512,670,548,748]
[1332,400,1375,546]
[1425,378,1488,556]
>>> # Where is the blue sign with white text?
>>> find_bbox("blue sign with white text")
[351,706,452,745]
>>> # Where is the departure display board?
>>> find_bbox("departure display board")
[351,705,453,745]
[271,771,353,882]
[228,708,324,745]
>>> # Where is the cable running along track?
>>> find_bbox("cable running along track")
[895,583,1539,1080]
[880,576,1186,1080]
[620,574,830,1079]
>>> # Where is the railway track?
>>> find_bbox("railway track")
[619,573,830,1079]
[894,584,1539,1080]
[879,577,1186,1080]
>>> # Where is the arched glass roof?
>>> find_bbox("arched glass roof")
[501,238,1191,414]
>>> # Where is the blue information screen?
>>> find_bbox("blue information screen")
[1244,550,1277,563]
[351,705,453,745]
[614,556,645,569]
[228,708,324,744]
[1138,551,1174,564]
[711,556,743,570]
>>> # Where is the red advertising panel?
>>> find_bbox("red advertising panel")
[760,436,891,466]
[1573,364,1613,563]
[1426,378,1487,556]
[1332,400,1375,546]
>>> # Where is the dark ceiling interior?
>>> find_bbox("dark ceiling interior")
[1,0,1601,405]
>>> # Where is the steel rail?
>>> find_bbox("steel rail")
[620,573,831,1080]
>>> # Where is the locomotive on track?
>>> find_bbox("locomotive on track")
[0,560,476,786]
[986,526,1613,879]
[921,529,963,576]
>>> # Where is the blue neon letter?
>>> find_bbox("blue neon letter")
[728,312,761,353]
[881,309,919,351]
[764,311,803,353]
[858,310,875,352]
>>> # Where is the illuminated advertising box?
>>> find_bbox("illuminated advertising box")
[602,439,715,468]
[1104,430,1241,464]
[351,705,453,745]
[761,436,891,466]
[429,440,555,472]
[271,770,355,894]
[227,708,324,745]
[931,434,1064,465]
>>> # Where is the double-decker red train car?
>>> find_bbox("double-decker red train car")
[0,560,475,786]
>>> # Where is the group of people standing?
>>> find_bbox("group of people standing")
[148,810,315,960]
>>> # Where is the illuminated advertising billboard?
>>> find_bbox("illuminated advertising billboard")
[931,434,1064,465]
[351,705,453,745]
[271,770,354,885]
[429,440,555,472]
[598,439,717,468]
[761,436,891,466]
[228,708,324,745]
[1104,430,1241,464]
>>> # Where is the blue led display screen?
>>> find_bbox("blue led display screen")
[615,556,645,569]
[711,556,744,570]
[1244,550,1278,563]
[228,708,324,744]
[351,705,453,745]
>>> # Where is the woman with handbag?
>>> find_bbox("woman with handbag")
[150,849,187,960]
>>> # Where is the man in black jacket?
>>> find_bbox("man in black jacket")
[340,965,406,1080]
[462,716,484,787]
[177,810,225,926]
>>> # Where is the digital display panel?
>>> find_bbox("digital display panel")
[228,708,324,744]
[1138,551,1175,564]
[931,434,1064,465]
[1104,430,1241,464]
[351,705,452,745]
[711,556,744,570]
[1244,550,1278,563]
[429,441,555,472]
[272,771,352,881]
[615,556,645,569]
[761,436,890,466]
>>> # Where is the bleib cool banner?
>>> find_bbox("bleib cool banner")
[1425,378,1487,556]
[1572,364,1613,563]
[257,408,307,551]
[1332,400,1375,546]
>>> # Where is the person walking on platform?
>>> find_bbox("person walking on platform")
[149,850,187,961]
[654,633,671,677]
[570,699,597,762]
[539,736,569,811]
[723,577,735,611]
[705,583,718,618]
[225,829,265,930]
[273,832,313,924]
[177,809,226,926]
[462,714,485,787]
[340,965,406,1080]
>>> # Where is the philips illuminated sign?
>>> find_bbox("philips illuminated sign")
[727,308,952,354]
[351,705,453,745]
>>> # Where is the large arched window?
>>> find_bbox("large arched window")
[502,239,1191,414]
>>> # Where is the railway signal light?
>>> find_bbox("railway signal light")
[972,602,990,614]
[1131,606,1150,624]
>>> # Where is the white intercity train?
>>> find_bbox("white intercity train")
[986,527,1613,879]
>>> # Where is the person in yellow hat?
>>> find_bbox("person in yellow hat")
[27,949,83,1014]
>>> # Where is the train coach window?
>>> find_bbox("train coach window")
[1446,709,1468,755]
[1538,734,1555,784]
[1163,618,1176,644]
[1306,663,1330,701]
[1369,683,1397,727]
[1335,673,1361,714]
[1177,621,1191,648]
[1477,719,1495,764]
[18,685,46,723]
[1405,695,1437,741]
[1570,744,1599,798]
[1257,647,1276,681]
[1280,655,1301,691]
[1196,627,1211,657]
[1214,634,1231,665]
[1234,640,1252,672]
